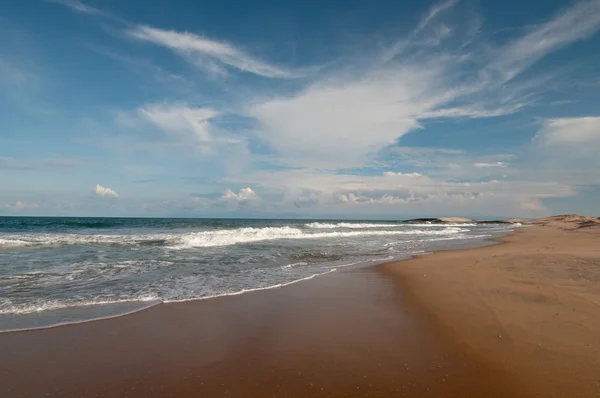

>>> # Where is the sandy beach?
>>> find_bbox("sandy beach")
[383,219,600,397]
[1,219,599,397]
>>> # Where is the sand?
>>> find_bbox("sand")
[1,221,599,397]
[383,222,600,397]
[1,259,522,397]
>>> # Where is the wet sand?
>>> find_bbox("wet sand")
[383,223,600,397]
[0,258,523,397]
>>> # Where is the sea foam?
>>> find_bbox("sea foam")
[168,226,467,249]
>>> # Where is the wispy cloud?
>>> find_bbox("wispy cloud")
[48,0,103,15]
[138,103,218,143]
[417,0,458,33]
[127,25,312,78]
[490,0,600,82]
[381,0,458,62]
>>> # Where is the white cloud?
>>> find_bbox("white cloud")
[127,25,308,78]
[417,0,457,33]
[244,1,600,170]
[95,184,119,198]
[0,201,39,210]
[473,162,506,168]
[490,0,600,82]
[49,0,102,15]
[382,171,423,177]
[523,116,600,186]
[246,64,464,168]
[225,169,574,213]
[222,187,258,201]
[138,103,218,143]
[381,0,458,62]
[535,116,600,144]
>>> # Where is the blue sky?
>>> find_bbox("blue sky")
[1,0,600,218]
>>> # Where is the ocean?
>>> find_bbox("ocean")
[0,217,519,332]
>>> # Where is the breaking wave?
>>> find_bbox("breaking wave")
[1,226,468,249]
[305,222,402,229]
[169,226,467,249]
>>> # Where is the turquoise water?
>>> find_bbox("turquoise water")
[0,217,517,331]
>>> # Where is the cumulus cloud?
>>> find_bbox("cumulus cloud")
[95,184,119,198]
[222,187,258,201]
[127,25,310,78]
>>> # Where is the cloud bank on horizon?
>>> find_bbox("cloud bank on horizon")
[1,0,600,218]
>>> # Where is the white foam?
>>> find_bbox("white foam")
[402,223,478,227]
[169,226,469,249]
[0,233,171,247]
[282,261,308,269]
[305,222,480,229]
[305,222,402,229]
[164,269,337,303]
[0,296,160,315]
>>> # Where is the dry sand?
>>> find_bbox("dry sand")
[383,220,600,397]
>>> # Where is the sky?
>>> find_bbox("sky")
[1,0,600,219]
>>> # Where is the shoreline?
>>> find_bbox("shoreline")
[0,231,525,397]
[1,229,509,335]
[381,223,600,397]
[3,223,596,396]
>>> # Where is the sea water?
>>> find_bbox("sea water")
[0,217,519,331]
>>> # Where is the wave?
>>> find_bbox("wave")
[305,222,402,229]
[0,233,170,248]
[0,224,474,249]
[0,296,161,316]
[169,226,468,249]
[0,269,337,331]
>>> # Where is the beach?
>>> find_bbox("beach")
[383,219,600,397]
[1,220,599,396]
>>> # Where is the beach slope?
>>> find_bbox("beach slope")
[383,219,600,397]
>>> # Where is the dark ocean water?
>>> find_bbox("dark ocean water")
[0,217,519,331]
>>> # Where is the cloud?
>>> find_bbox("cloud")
[95,184,119,198]
[246,64,458,168]
[138,103,218,143]
[0,201,39,210]
[127,25,310,78]
[382,171,423,177]
[473,162,506,168]
[524,116,600,186]
[417,0,458,33]
[222,187,258,201]
[48,0,102,15]
[245,0,600,169]
[381,0,458,62]
[535,116,600,144]
[490,0,600,82]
